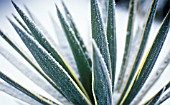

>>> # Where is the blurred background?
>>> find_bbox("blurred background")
[0,0,169,105]
[115,0,169,21]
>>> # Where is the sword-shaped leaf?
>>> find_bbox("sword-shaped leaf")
[106,0,117,90]
[50,15,78,74]
[92,40,112,105]
[131,50,170,105]
[24,5,58,49]
[155,90,170,105]
[97,0,108,30]
[11,1,86,95]
[120,10,170,104]
[0,44,69,104]
[9,20,92,105]
[116,0,135,92]
[56,5,93,101]
[144,81,170,105]
[0,30,63,98]
[12,13,31,35]
[91,0,111,75]
[61,1,92,67]
[0,81,48,105]
[118,0,159,103]
[0,71,58,105]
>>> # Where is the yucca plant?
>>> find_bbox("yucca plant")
[0,0,169,105]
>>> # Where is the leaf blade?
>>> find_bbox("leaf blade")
[131,50,170,105]
[116,0,135,91]
[91,0,111,76]
[106,0,117,90]
[118,0,159,103]
[11,1,86,96]
[92,40,112,105]
[155,90,170,105]
[61,1,92,67]
[9,20,92,105]
[56,5,93,102]
[0,44,69,104]
[0,71,56,105]
[0,81,48,105]
[12,13,31,35]
[120,9,170,104]
[0,30,65,100]
[145,81,170,105]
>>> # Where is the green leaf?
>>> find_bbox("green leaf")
[61,1,92,67]
[0,30,64,100]
[0,44,69,103]
[120,9,170,105]
[11,1,86,96]
[116,0,135,92]
[0,71,57,105]
[118,0,159,103]
[132,50,170,105]
[12,14,31,35]
[97,0,108,29]
[50,15,78,74]
[145,81,170,105]
[92,40,112,105]
[106,0,117,90]
[24,5,56,46]
[91,0,111,76]
[155,90,170,105]
[9,20,92,105]
[56,5,93,102]
[0,81,54,105]
[24,5,35,21]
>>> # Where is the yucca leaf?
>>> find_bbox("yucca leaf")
[155,90,170,105]
[24,5,58,49]
[56,5,93,101]
[91,0,111,75]
[0,30,65,100]
[106,0,117,90]
[9,20,92,105]
[37,94,63,105]
[61,1,92,67]
[24,5,34,21]
[118,0,159,103]
[24,5,49,36]
[97,0,108,29]
[0,44,69,104]
[0,81,46,105]
[12,13,31,35]
[50,15,78,73]
[119,26,143,93]
[131,50,170,105]
[120,9,170,104]
[116,0,135,92]
[92,40,112,105]
[0,71,57,105]
[11,1,86,95]
[144,81,170,105]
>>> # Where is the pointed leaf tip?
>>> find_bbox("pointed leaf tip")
[0,30,4,37]
[7,18,14,28]
[91,0,111,76]
[10,18,91,105]
[0,30,8,40]
[11,1,18,9]
[55,4,59,11]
